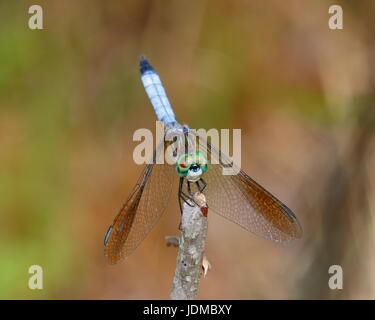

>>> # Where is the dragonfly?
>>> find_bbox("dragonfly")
[104,56,302,264]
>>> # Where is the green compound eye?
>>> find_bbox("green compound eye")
[176,154,193,177]
[192,152,208,173]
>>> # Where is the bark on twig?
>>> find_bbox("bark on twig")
[170,193,208,300]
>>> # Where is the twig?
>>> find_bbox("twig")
[170,192,208,300]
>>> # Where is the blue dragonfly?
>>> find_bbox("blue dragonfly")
[104,57,302,264]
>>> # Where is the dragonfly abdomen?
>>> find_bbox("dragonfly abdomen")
[140,56,177,127]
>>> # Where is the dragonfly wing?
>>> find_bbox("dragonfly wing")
[192,133,302,242]
[104,162,175,264]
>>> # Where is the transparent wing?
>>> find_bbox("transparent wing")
[192,132,302,242]
[104,161,175,264]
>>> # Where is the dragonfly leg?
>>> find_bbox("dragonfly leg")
[177,178,198,229]
[178,177,195,215]
[186,181,201,206]
[178,177,184,215]
[195,180,201,192]
[181,192,195,207]
[196,178,207,192]
[187,181,192,196]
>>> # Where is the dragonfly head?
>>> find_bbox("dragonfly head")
[176,152,208,182]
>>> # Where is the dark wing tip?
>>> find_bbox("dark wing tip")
[139,55,154,75]
[279,203,297,221]
[279,203,303,238]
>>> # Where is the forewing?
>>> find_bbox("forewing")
[104,162,175,264]
[193,132,302,242]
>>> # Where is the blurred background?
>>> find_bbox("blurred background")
[0,0,374,299]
